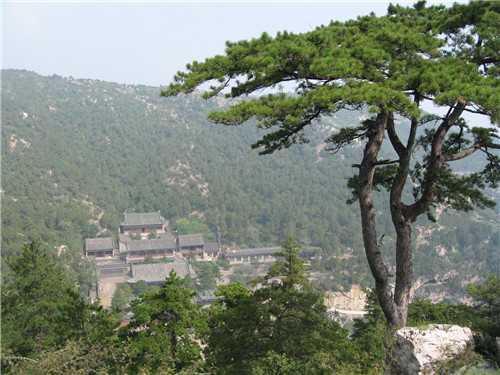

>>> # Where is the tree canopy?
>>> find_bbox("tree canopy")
[121,270,207,373]
[2,241,498,374]
[205,237,355,374]
[163,1,500,329]
[1,241,86,357]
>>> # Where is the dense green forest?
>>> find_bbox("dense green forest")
[2,240,499,374]
[1,69,498,298]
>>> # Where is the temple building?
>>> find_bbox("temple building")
[205,242,221,259]
[178,233,206,259]
[85,211,282,266]
[125,237,177,263]
[223,246,281,265]
[120,212,166,235]
[85,237,116,258]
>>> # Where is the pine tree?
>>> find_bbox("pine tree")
[163,1,500,329]
[122,270,207,373]
[1,241,86,357]
[206,237,351,374]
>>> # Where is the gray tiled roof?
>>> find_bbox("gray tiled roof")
[205,242,219,253]
[126,238,176,252]
[178,234,205,247]
[122,212,165,226]
[224,247,281,257]
[158,231,176,240]
[128,262,196,284]
[85,237,115,251]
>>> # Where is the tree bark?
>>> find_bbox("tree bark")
[359,102,473,331]
[388,115,418,328]
[357,110,401,328]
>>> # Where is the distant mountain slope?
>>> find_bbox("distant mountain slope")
[2,69,498,298]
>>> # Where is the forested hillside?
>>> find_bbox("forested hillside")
[2,69,498,298]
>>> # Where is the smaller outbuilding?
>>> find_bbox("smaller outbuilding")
[178,234,206,259]
[205,242,220,259]
[85,237,115,258]
[223,246,281,265]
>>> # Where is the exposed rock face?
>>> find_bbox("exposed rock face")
[324,284,366,311]
[391,324,473,375]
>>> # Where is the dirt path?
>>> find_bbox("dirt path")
[98,275,128,308]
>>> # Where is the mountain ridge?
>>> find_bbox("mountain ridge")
[2,69,498,299]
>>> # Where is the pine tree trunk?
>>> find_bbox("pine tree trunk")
[357,110,404,329]
[358,103,469,332]
[392,216,413,328]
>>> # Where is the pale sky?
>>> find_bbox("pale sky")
[1,0,447,87]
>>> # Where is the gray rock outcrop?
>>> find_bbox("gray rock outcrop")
[391,324,473,374]
[324,284,366,311]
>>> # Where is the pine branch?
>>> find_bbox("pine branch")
[352,159,400,168]
[444,142,500,162]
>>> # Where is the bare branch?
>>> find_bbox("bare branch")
[4,356,42,365]
[387,113,405,158]
[409,99,468,219]
[444,142,500,162]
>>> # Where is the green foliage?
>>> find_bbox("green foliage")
[407,299,475,328]
[351,289,387,371]
[110,283,133,320]
[2,68,497,296]
[97,229,114,238]
[249,351,303,375]
[228,264,259,285]
[160,255,173,263]
[163,0,499,328]
[4,245,498,374]
[206,238,355,374]
[213,281,251,308]
[1,338,143,375]
[467,274,500,309]
[122,270,207,374]
[193,260,221,291]
[133,279,150,295]
[216,258,230,270]
[147,230,159,239]
[466,274,500,337]
[175,217,216,242]
[249,237,313,291]
[129,233,142,240]
[176,218,207,234]
[248,350,379,375]
[184,273,197,291]
[430,343,485,375]
[1,241,87,358]
[352,284,500,371]
[1,8,499,362]
[82,300,120,345]
[99,212,120,231]
[84,223,99,238]
[142,253,155,264]
[1,242,121,374]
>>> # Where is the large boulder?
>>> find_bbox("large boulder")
[391,324,473,374]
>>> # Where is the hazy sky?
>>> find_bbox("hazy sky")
[1,0,452,87]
